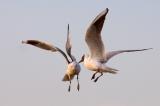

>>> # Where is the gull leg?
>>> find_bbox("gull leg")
[68,75,71,92]
[94,72,103,82]
[77,75,80,91]
[91,71,98,80]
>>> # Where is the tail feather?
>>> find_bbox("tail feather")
[102,66,119,74]
[106,70,117,74]
[62,74,69,81]
[62,74,75,81]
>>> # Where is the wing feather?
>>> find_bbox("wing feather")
[65,24,76,61]
[106,48,152,61]
[22,40,57,51]
[22,40,70,63]
[85,8,109,59]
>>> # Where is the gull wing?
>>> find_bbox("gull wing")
[22,40,57,51]
[85,8,109,59]
[66,24,72,56]
[106,48,152,62]
[65,24,76,61]
[22,40,70,63]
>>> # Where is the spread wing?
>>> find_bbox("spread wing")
[22,40,70,63]
[106,48,153,62]
[85,8,109,59]
[22,40,57,51]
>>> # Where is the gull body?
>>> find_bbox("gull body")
[82,8,152,82]
[22,24,82,92]
[63,61,80,81]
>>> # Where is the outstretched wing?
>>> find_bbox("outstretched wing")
[85,8,109,59]
[22,40,57,51]
[22,40,70,63]
[106,48,152,61]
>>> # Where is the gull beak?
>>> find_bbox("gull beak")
[79,55,85,63]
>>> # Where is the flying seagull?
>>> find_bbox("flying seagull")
[22,24,83,92]
[80,8,152,82]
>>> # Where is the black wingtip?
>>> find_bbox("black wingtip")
[142,48,153,51]
[67,24,70,34]
[21,40,26,44]
[68,24,69,30]
[106,8,109,11]
[106,8,109,13]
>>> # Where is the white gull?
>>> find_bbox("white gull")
[81,8,152,82]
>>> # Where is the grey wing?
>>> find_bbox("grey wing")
[22,39,70,63]
[65,24,76,61]
[22,40,57,51]
[106,48,153,61]
[85,8,109,59]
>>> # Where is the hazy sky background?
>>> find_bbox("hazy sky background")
[0,0,160,106]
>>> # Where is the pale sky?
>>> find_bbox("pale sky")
[0,0,160,106]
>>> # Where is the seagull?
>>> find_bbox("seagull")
[22,24,83,92]
[81,8,152,82]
